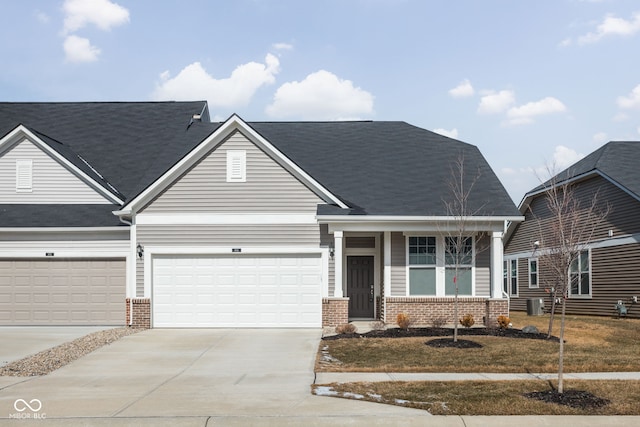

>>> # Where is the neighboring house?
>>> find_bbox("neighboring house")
[504,141,640,319]
[0,102,522,328]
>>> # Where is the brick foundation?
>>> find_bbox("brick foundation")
[385,297,509,327]
[126,298,151,329]
[322,297,349,327]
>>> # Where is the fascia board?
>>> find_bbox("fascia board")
[117,115,348,216]
[0,125,124,205]
[317,215,524,223]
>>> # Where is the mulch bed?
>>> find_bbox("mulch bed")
[524,389,610,409]
[323,327,559,342]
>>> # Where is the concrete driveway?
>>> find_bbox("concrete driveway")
[0,328,424,424]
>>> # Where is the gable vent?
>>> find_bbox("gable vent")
[16,159,33,192]
[226,150,246,182]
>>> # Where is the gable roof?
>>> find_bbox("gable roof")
[0,102,210,202]
[525,141,640,206]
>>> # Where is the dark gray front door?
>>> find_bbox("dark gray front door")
[347,256,374,318]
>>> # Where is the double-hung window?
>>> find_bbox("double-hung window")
[503,259,518,296]
[569,250,591,297]
[528,258,538,288]
[408,236,436,295]
[445,237,473,296]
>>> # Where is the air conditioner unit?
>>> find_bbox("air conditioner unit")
[526,298,545,316]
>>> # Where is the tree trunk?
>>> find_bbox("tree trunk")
[547,286,557,339]
[558,288,567,394]
[453,283,459,342]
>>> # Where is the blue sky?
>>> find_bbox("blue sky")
[2,0,640,204]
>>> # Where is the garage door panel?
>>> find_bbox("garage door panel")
[153,254,322,327]
[0,259,125,325]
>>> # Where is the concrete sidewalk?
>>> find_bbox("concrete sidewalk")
[316,371,640,383]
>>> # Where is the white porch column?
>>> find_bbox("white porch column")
[490,231,504,298]
[384,231,391,298]
[334,231,344,297]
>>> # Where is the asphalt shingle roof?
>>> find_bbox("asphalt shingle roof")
[530,141,640,199]
[0,103,520,227]
[249,121,519,217]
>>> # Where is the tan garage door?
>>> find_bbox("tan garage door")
[0,259,125,325]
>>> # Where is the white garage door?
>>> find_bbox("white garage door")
[152,254,322,327]
[0,259,125,325]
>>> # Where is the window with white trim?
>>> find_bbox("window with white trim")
[528,258,538,288]
[503,259,518,296]
[16,159,33,192]
[408,236,436,295]
[445,236,473,295]
[226,150,246,182]
[569,250,591,297]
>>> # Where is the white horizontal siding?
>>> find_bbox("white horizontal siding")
[0,138,110,204]
[142,131,323,213]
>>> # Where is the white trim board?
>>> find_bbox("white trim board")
[136,213,317,225]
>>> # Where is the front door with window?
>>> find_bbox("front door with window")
[347,256,375,318]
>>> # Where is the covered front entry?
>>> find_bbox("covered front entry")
[152,253,322,328]
[346,256,375,318]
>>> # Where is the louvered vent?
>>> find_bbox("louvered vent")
[226,150,246,182]
[16,159,33,192]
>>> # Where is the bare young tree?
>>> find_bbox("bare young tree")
[443,153,485,342]
[532,170,609,393]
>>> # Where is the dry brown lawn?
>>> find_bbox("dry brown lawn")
[315,313,640,415]
[316,312,640,373]
[313,380,640,415]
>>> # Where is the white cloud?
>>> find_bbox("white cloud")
[593,132,608,144]
[577,12,640,45]
[448,79,474,98]
[477,90,515,114]
[266,70,374,120]
[433,128,458,139]
[63,35,100,63]
[551,145,584,170]
[617,84,640,109]
[152,54,280,108]
[503,97,567,126]
[558,37,572,48]
[613,112,629,122]
[272,42,293,51]
[63,0,130,34]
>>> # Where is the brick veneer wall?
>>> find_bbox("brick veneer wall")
[126,298,151,329]
[385,297,509,326]
[322,298,349,327]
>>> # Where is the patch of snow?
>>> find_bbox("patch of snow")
[367,393,383,401]
[314,386,339,397]
[343,392,365,399]
[395,399,409,404]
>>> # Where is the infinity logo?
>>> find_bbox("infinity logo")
[13,399,42,412]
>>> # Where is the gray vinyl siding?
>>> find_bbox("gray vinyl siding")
[509,244,640,318]
[390,232,406,296]
[0,138,109,204]
[475,234,491,297]
[506,175,640,254]
[506,175,640,318]
[136,223,322,296]
[142,130,324,213]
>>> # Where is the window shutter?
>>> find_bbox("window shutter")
[16,159,33,192]
[226,150,246,182]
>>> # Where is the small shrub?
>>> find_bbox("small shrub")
[496,315,511,329]
[430,317,447,328]
[369,320,386,331]
[459,314,475,328]
[396,312,414,330]
[335,323,357,334]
